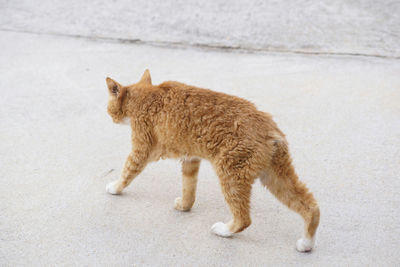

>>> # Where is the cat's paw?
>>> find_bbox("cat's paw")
[296,237,315,252]
[106,181,122,195]
[211,222,233,237]
[174,197,190,211]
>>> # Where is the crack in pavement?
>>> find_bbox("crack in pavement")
[2,28,399,60]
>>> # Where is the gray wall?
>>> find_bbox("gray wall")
[1,0,399,57]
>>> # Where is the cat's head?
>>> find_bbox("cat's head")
[106,69,152,124]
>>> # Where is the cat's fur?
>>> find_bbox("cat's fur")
[105,70,320,252]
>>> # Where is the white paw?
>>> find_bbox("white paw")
[106,181,121,195]
[211,222,233,237]
[296,237,315,252]
[174,197,183,210]
[174,197,190,211]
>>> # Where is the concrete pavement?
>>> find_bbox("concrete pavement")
[0,30,399,266]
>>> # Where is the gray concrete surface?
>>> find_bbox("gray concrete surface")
[1,0,400,58]
[1,30,400,266]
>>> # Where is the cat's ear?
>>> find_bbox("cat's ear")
[106,77,122,97]
[139,69,152,85]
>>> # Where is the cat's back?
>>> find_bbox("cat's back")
[158,81,257,112]
[155,81,283,159]
[157,81,281,138]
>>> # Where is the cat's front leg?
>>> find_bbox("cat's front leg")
[106,150,148,195]
[174,158,201,211]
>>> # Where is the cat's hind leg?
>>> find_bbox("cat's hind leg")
[174,158,201,211]
[260,140,320,252]
[106,150,149,195]
[211,171,253,237]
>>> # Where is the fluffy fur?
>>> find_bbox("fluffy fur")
[105,70,320,252]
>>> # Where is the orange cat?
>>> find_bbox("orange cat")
[105,70,320,252]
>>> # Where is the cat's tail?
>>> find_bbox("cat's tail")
[260,139,320,252]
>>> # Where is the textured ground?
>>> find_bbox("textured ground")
[1,0,400,57]
[1,0,400,265]
[0,30,399,266]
